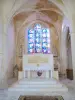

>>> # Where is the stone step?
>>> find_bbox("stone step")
[8,78,68,93]
[18,82,58,85]
[8,86,68,92]
[13,83,62,88]
[18,79,58,85]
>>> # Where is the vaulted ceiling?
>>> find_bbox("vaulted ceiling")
[13,0,64,56]
[13,0,63,29]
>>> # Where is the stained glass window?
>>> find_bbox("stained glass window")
[28,24,51,54]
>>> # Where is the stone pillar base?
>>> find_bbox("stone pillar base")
[66,69,73,80]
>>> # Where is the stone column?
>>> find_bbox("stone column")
[0,17,8,88]
[28,71,31,79]
[60,31,68,76]
[46,71,49,78]
[70,33,75,80]
[24,71,26,78]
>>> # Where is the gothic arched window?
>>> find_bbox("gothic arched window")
[28,24,51,54]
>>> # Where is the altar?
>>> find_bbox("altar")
[23,54,54,79]
[9,53,68,97]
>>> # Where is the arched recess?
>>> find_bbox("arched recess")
[3,0,73,81]
[14,11,59,57]
[15,19,60,74]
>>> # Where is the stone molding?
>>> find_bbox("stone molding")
[69,32,75,35]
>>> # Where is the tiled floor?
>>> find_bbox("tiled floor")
[0,78,75,100]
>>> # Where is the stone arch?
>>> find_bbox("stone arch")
[6,0,67,34]
[14,10,60,57]
[60,17,72,77]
